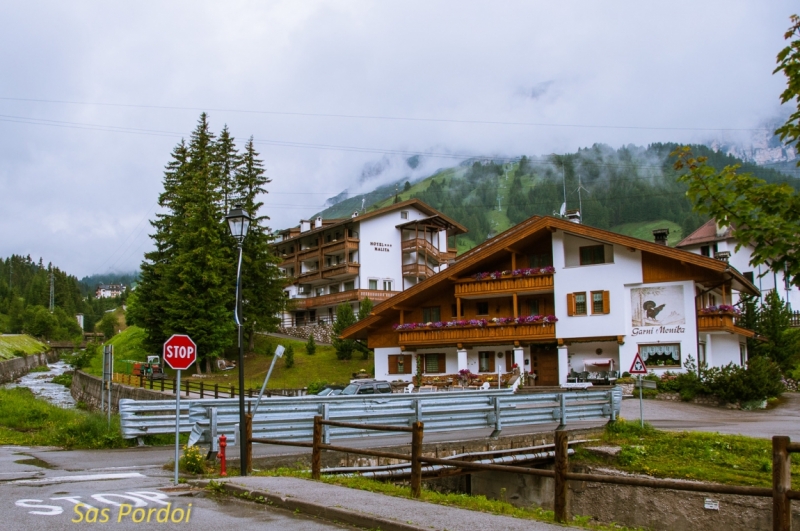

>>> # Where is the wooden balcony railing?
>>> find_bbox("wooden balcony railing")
[291,289,400,309]
[441,248,457,261]
[454,274,554,297]
[697,312,755,337]
[322,263,360,279]
[322,239,359,256]
[298,269,322,282]
[403,263,436,278]
[397,322,556,347]
[297,247,320,262]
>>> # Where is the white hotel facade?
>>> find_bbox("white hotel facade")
[273,199,466,327]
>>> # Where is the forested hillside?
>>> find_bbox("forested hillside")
[0,255,121,340]
[316,143,797,252]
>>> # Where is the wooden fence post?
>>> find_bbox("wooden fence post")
[554,429,569,524]
[230,384,234,398]
[160,377,164,392]
[200,381,204,398]
[312,416,322,480]
[411,421,424,498]
[245,412,253,474]
[773,436,792,531]
[214,383,219,399]
[173,378,177,395]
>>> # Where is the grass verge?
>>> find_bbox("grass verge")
[248,467,645,530]
[574,420,800,489]
[0,334,47,360]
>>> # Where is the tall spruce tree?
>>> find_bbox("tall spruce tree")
[232,137,285,351]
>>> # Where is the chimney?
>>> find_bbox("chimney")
[652,228,670,246]
[714,250,731,263]
[300,220,311,232]
[715,221,728,238]
[565,209,581,224]
[351,211,359,218]
[314,217,323,229]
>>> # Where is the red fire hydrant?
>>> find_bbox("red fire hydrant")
[218,434,227,477]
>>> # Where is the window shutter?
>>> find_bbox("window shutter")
[388,355,398,374]
[505,351,513,371]
[403,355,412,374]
[567,293,575,316]
[602,291,610,314]
[488,352,496,373]
[437,354,446,373]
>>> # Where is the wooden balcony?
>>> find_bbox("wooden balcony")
[441,248,457,261]
[298,269,322,282]
[292,289,400,309]
[322,237,359,254]
[297,247,320,262]
[397,322,556,348]
[697,312,755,337]
[403,263,436,278]
[454,274,554,297]
[322,263,360,279]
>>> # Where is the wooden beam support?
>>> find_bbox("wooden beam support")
[513,293,518,318]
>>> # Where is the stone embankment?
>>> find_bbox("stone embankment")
[0,350,61,384]
[71,370,170,411]
[274,324,333,344]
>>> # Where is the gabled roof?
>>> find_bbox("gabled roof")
[675,219,734,248]
[275,199,467,243]
[341,215,759,340]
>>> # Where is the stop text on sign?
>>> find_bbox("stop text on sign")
[165,345,194,358]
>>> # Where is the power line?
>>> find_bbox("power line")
[0,95,775,132]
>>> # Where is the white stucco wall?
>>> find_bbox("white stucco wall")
[706,333,745,368]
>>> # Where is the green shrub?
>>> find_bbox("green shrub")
[284,345,295,368]
[705,357,784,404]
[29,365,50,373]
[306,335,316,355]
[66,342,101,370]
[52,373,73,387]
[307,380,329,394]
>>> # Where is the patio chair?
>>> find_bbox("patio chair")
[608,370,619,382]
[403,383,415,393]
[568,369,580,383]
[480,382,490,391]
[597,370,608,383]
[578,371,590,382]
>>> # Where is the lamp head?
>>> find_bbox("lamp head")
[225,204,251,243]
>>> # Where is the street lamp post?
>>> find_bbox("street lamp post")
[225,204,251,477]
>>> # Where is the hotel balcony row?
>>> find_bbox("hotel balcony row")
[288,288,400,310]
[277,236,360,267]
[296,262,360,283]
[401,237,457,264]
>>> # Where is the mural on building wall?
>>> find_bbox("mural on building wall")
[631,285,686,328]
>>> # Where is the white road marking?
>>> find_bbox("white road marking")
[11,472,144,485]
[91,493,147,507]
[15,499,63,515]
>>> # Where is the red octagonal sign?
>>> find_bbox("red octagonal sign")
[163,334,197,371]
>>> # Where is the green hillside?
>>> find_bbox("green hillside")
[0,334,47,360]
[311,144,797,253]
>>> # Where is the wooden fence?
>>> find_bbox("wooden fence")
[111,372,308,398]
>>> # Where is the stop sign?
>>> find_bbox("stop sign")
[163,334,197,371]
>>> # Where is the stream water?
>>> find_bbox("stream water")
[5,359,76,408]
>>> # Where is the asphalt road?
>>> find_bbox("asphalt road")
[621,391,800,439]
[2,445,358,531]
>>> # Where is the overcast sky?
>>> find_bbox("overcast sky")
[0,1,795,278]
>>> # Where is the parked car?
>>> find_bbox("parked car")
[340,379,393,395]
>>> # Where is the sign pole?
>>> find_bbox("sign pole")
[639,375,644,428]
[174,368,181,485]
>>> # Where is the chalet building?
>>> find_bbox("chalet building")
[274,199,466,327]
[676,219,799,310]
[341,215,758,386]
[96,284,125,298]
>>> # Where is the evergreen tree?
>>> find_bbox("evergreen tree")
[215,125,241,213]
[233,137,286,351]
[755,290,795,370]
[332,303,356,360]
[306,334,316,355]
[356,297,374,360]
[284,344,295,368]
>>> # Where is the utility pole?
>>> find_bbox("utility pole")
[49,266,54,313]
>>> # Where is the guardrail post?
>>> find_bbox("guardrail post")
[312,415,322,480]
[554,428,569,523]
[494,396,502,433]
[411,421,424,498]
[415,398,422,424]
[609,389,616,422]
[559,393,567,428]
[773,436,792,531]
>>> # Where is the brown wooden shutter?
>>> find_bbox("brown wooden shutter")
[437,354,446,373]
[567,293,575,316]
[602,291,610,314]
[488,352,496,372]
[505,351,513,371]
[388,355,398,374]
[403,355,412,374]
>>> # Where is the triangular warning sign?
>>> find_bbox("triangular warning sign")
[629,353,648,374]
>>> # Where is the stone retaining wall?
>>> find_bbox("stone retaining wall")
[274,324,334,344]
[71,370,171,412]
[0,350,61,384]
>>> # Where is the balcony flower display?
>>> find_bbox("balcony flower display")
[393,315,556,331]
[471,266,555,281]
[699,304,741,315]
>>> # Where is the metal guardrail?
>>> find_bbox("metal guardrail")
[118,387,621,443]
